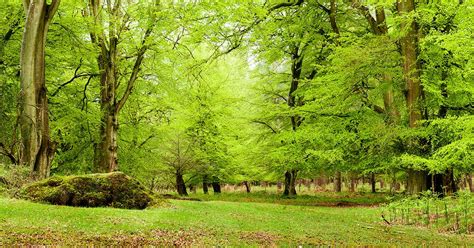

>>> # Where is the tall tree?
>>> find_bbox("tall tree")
[397,0,429,194]
[19,0,60,178]
[86,0,156,172]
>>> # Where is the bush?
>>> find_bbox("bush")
[20,172,154,209]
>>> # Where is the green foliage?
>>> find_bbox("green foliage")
[0,0,472,196]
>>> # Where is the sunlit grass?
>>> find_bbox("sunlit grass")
[0,197,471,246]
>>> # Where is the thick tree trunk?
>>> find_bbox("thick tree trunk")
[398,0,430,194]
[283,170,297,196]
[212,180,221,194]
[97,110,118,172]
[406,169,429,194]
[334,171,342,192]
[95,31,119,172]
[19,0,59,179]
[176,171,188,196]
[444,169,457,195]
[398,0,423,128]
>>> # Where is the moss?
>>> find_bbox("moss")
[20,172,153,209]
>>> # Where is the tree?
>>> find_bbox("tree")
[19,0,60,179]
[397,0,430,194]
[85,0,156,172]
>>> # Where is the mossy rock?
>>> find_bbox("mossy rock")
[20,172,153,209]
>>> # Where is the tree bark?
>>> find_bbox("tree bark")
[19,0,60,179]
[176,171,188,196]
[406,169,429,194]
[370,173,376,193]
[467,174,473,193]
[350,176,356,192]
[212,181,221,194]
[243,181,251,193]
[202,174,209,194]
[283,170,297,196]
[334,171,342,192]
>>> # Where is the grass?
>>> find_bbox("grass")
[1,194,472,246]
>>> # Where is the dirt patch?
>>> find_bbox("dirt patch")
[240,231,279,246]
[0,229,210,247]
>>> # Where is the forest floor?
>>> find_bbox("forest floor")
[0,194,472,246]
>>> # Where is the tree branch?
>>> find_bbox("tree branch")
[0,142,17,165]
[269,0,304,12]
[252,120,277,134]
[51,59,99,97]
[115,25,154,113]
[81,75,95,111]
[352,0,380,34]
[46,0,61,23]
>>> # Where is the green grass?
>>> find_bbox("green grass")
[0,196,472,246]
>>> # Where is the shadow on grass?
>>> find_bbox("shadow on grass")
[163,191,396,207]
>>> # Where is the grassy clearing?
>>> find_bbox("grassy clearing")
[0,196,472,246]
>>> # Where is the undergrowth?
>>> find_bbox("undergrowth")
[383,191,473,234]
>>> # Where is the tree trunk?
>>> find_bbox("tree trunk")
[467,174,473,193]
[350,176,356,192]
[283,170,297,196]
[202,175,209,194]
[398,0,430,194]
[406,169,429,194]
[97,109,119,172]
[370,173,376,193]
[334,171,342,192]
[19,0,59,179]
[176,171,188,196]
[212,181,221,194]
[243,181,251,193]
[443,169,457,195]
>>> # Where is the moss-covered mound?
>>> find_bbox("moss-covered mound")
[20,172,152,209]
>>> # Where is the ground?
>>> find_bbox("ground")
[0,193,472,246]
